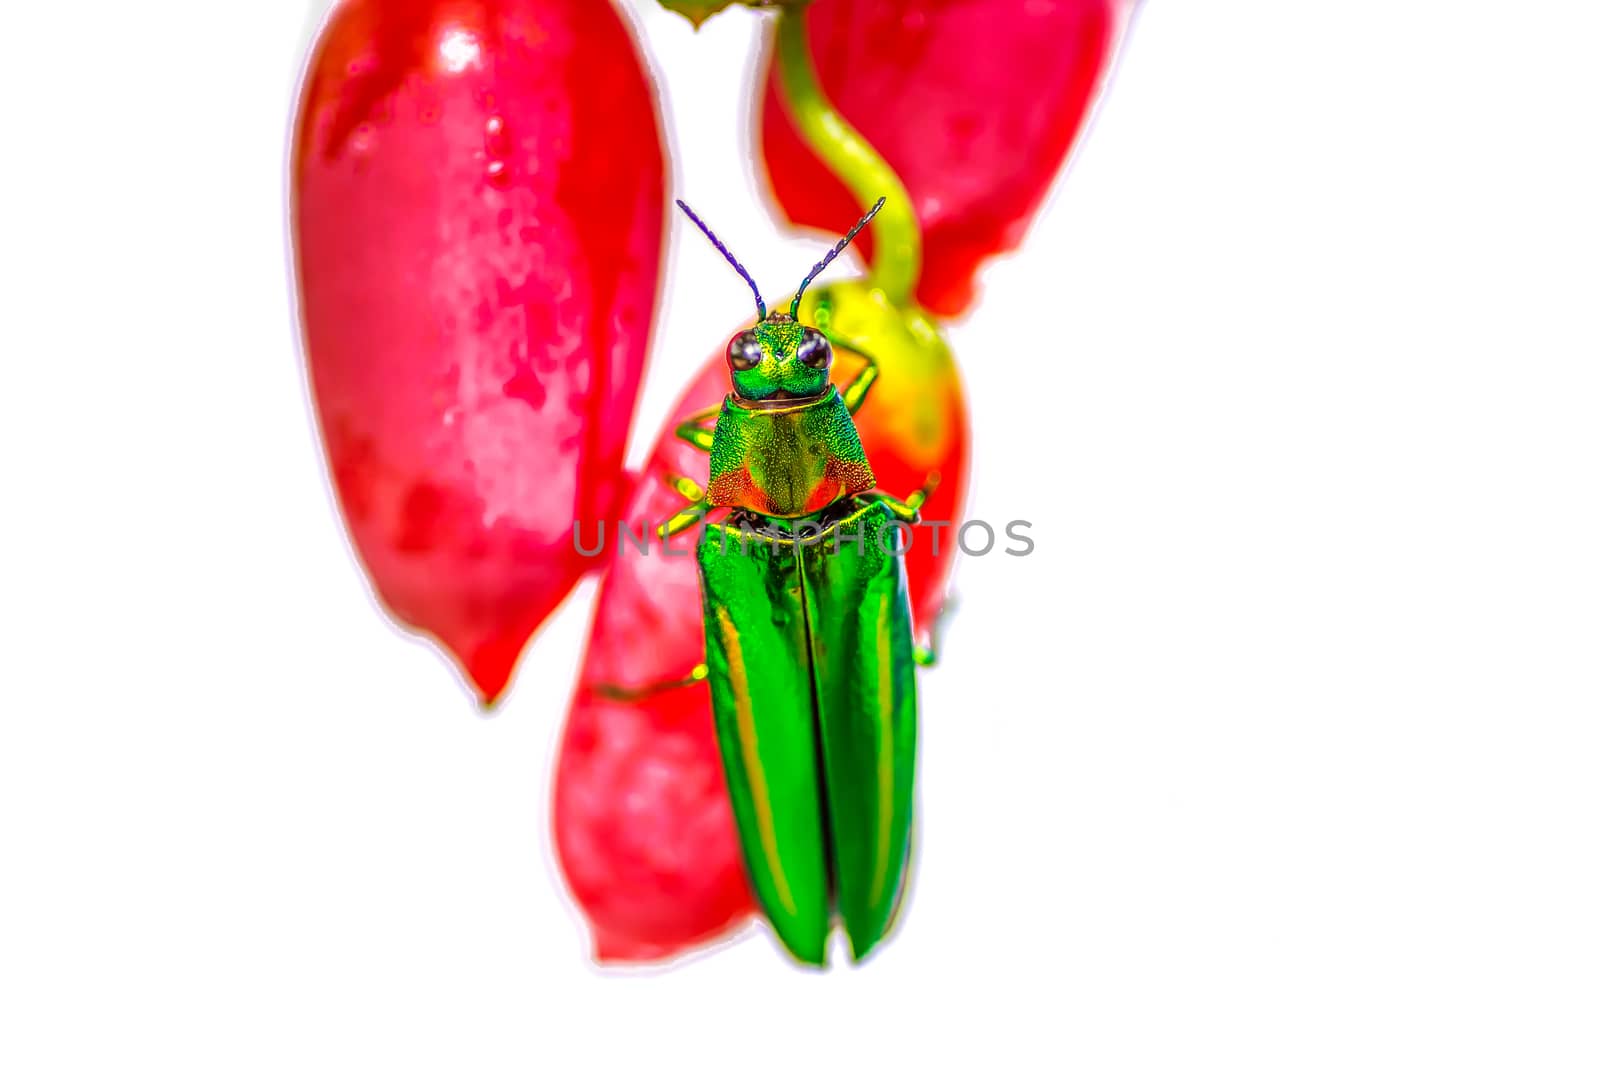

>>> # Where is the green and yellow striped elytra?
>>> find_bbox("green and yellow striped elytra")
[634,197,930,966]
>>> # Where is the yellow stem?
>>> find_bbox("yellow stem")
[774,7,921,306]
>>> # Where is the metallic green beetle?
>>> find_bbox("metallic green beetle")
[651,198,931,967]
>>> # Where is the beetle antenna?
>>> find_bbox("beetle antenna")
[789,196,886,318]
[676,199,767,321]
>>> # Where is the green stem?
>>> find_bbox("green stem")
[774,7,921,307]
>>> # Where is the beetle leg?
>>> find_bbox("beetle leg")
[657,498,712,540]
[903,470,941,511]
[824,332,880,414]
[588,663,709,702]
[862,470,941,525]
[661,470,705,503]
[862,491,920,525]
[913,595,957,667]
[673,406,721,453]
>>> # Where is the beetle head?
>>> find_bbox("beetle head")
[724,313,832,402]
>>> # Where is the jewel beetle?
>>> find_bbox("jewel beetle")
[594,198,935,966]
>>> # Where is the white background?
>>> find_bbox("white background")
[3,1,1597,1062]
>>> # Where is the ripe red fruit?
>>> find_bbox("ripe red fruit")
[808,280,969,648]
[760,0,1131,317]
[554,364,753,962]
[291,0,666,703]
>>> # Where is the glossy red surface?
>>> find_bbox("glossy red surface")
[292,0,666,702]
[554,363,753,962]
[760,0,1126,317]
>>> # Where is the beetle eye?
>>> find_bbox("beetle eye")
[727,332,763,372]
[796,330,832,371]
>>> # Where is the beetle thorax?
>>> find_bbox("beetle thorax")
[706,386,875,518]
